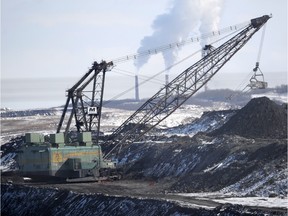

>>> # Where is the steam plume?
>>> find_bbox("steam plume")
[134,0,224,70]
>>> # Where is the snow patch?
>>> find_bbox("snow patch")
[0,153,17,172]
[175,192,288,209]
[214,197,288,209]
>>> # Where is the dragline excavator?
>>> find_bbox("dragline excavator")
[17,15,271,181]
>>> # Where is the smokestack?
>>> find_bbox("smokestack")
[134,0,223,71]
[135,75,140,101]
[165,74,169,85]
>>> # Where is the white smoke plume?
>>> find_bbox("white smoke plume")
[134,0,224,71]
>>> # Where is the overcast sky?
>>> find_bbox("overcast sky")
[1,0,287,109]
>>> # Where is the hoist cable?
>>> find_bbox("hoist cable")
[111,68,164,85]
[104,49,201,105]
[227,23,268,100]
[256,24,267,62]
[109,21,249,65]
[104,25,247,105]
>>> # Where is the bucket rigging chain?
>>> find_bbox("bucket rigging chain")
[227,21,269,100]
[248,23,268,90]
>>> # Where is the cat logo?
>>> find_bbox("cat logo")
[88,107,98,115]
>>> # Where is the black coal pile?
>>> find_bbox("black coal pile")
[211,97,287,139]
[1,184,285,216]
[0,136,25,157]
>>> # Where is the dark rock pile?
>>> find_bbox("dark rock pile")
[211,97,287,139]
[1,184,285,216]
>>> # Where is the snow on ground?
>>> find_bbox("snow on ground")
[175,192,288,209]
[214,197,288,209]
[169,199,215,210]
[101,108,134,131]
[220,168,288,197]
[158,102,235,128]
[100,103,235,134]
[0,153,17,172]
[252,92,287,103]
[203,152,247,173]
[175,192,233,199]
[101,105,218,131]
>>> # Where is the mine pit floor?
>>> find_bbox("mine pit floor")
[17,179,287,212]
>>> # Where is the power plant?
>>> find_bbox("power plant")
[135,74,140,101]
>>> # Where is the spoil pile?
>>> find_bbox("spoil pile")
[211,97,287,139]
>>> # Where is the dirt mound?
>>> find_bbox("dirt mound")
[211,97,287,139]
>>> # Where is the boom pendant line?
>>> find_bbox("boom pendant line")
[104,15,271,158]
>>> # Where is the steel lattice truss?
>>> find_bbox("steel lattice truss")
[104,15,270,158]
[57,61,113,144]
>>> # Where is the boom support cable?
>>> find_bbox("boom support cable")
[104,26,246,105]
[109,21,249,65]
[104,49,201,105]
[104,15,271,159]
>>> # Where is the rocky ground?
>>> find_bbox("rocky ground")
[3,184,286,216]
[116,135,287,197]
[1,96,287,215]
